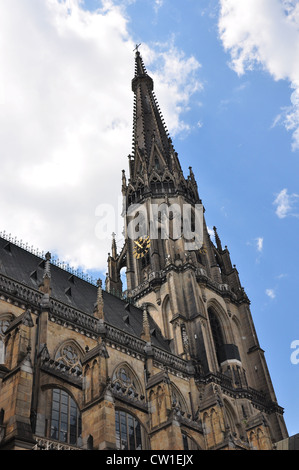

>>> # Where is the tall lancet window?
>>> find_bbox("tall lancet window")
[208,308,225,366]
[154,156,160,170]
[0,316,11,364]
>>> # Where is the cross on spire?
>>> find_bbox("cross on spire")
[133,43,141,53]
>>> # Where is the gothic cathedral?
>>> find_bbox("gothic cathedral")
[0,51,288,451]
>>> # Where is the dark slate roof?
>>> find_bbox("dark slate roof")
[0,237,170,352]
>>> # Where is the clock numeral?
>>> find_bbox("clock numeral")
[133,236,151,258]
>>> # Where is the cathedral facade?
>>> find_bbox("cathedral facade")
[0,52,288,451]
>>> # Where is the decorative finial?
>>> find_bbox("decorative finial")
[122,170,127,191]
[94,278,104,320]
[213,226,223,251]
[44,252,51,279]
[111,233,117,259]
[141,304,151,343]
[39,251,51,297]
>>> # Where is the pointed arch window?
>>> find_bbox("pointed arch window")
[115,410,149,450]
[150,176,162,195]
[50,388,82,446]
[162,175,175,194]
[208,308,225,366]
[154,156,160,171]
[0,315,12,364]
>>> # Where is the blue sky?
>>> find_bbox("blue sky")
[0,0,299,436]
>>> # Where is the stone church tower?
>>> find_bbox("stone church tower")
[0,51,288,451]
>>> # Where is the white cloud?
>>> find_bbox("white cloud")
[276,273,287,279]
[0,0,202,274]
[218,0,299,150]
[0,0,133,272]
[273,188,299,218]
[266,288,276,299]
[154,0,164,13]
[256,237,264,252]
[142,41,202,135]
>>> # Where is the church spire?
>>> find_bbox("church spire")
[130,50,175,181]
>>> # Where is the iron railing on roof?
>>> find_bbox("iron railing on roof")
[0,231,98,285]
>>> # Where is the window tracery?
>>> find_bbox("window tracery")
[112,364,141,397]
[55,342,82,373]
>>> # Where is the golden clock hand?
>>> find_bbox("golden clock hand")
[134,240,143,249]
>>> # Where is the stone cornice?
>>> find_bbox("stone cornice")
[0,273,42,310]
[40,359,83,389]
[105,323,191,377]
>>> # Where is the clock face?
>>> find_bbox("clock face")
[133,236,151,259]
